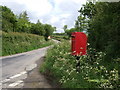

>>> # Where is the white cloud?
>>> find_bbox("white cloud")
[1,0,87,33]
[27,0,53,16]
[48,14,70,24]
[71,0,86,4]
[2,0,53,16]
[49,16,59,24]
[60,14,71,18]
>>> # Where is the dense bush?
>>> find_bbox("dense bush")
[2,31,53,56]
[1,6,16,32]
[88,2,120,61]
[40,41,119,88]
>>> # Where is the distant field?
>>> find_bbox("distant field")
[52,34,69,41]
[1,31,53,56]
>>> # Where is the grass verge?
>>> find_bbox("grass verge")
[40,40,119,88]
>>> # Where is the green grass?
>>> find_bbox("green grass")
[1,31,53,56]
[40,40,119,88]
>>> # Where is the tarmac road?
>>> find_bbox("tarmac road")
[0,46,51,88]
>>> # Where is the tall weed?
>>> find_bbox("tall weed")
[40,40,119,88]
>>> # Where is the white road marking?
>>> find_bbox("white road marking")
[2,64,37,87]
[10,71,27,79]
[9,80,23,87]
[1,71,26,84]
[1,79,10,83]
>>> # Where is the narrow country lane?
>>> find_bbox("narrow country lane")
[0,46,51,88]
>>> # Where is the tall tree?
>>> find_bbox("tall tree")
[44,24,55,40]
[77,1,120,60]
[89,2,120,60]
[75,14,89,32]
[16,11,30,33]
[1,6,17,32]
[79,2,96,19]
[30,20,45,35]
[76,2,96,33]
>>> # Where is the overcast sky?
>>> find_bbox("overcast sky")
[1,0,87,33]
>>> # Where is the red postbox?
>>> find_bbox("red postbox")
[71,32,87,56]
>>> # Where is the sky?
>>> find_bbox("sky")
[1,0,87,33]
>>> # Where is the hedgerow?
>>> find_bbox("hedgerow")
[2,31,53,56]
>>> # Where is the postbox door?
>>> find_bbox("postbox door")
[77,33,87,55]
[77,32,87,55]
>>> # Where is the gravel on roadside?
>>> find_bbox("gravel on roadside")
[23,57,59,88]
